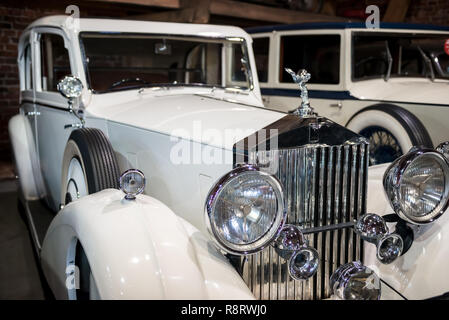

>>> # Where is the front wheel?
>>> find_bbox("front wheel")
[60,128,120,206]
[346,105,433,165]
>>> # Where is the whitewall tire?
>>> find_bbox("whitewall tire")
[347,105,433,165]
[60,128,120,205]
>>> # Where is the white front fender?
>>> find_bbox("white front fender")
[8,114,45,200]
[366,164,449,299]
[41,189,254,300]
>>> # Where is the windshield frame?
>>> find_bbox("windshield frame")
[78,31,255,94]
[351,31,449,82]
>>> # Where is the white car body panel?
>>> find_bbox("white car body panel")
[366,164,449,299]
[88,92,283,150]
[348,78,449,105]
[89,93,284,234]
[106,120,234,235]
[41,189,254,299]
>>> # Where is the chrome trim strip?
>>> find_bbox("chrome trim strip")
[302,221,355,234]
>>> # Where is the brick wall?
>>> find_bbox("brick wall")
[0,0,134,162]
[406,0,449,26]
[0,3,62,161]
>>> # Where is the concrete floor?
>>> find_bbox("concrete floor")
[0,179,45,299]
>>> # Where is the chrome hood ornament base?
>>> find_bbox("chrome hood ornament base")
[285,68,315,117]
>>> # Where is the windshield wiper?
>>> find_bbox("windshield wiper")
[384,40,393,81]
[417,46,435,81]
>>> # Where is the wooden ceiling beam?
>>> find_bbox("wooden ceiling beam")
[129,8,196,22]
[86,0,181,9]
[129,0,211,23]
[382,0,411,22]
[209,0,347,23]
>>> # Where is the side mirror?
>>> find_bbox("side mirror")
[57,75,83,99]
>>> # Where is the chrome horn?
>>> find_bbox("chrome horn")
[354,213,403,264]
[273,224,319,280]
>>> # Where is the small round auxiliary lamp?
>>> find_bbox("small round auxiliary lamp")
[119,169,146,200]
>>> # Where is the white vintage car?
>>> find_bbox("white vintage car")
[8,15,449,300]
[249,22,449,165]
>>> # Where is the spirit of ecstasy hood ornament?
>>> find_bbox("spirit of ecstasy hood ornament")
[285,68,315,117]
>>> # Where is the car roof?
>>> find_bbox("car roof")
[246,22,449,34]
[26,15,251,41]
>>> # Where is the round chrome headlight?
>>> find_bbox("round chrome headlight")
[205,164,286,255]
[120,169,146,200]
[384,148,449,224]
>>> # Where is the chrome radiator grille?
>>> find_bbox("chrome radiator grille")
[243,143,369,300]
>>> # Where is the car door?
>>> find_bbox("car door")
[19,32,37,146]
[33,27,77,211]
[266,30,346,125]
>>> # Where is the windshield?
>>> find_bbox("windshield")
[352,32,449,81]
[79,33,252,93]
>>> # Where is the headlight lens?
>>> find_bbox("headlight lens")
[205,164,285,255]
[400,155,445,217]
[384,148,449,224]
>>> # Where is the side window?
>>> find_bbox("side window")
[39,33,71,92]
[279,35,340,84]
[24,43,33,90]
[253,37,269,82]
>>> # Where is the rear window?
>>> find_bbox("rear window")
[279,35,340,84]
[253,37,269,82]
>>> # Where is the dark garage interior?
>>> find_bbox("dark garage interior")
[1,0,449,301]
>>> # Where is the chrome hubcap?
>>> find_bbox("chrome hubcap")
[65,158,88,204]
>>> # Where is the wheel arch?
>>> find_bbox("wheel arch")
[345,103,433,148]
[40,189,254,300]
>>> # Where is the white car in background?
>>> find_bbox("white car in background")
[248,22,449,165]
[7,16,449,300]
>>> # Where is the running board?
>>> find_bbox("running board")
[19,194,55,257]
[23,200,43,255]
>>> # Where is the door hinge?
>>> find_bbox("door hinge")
[329,102,342,109]
[64,123,83,129]
[25,111,41,116]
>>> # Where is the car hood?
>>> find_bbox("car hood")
[348,78,449,105]
[87,92,286,150]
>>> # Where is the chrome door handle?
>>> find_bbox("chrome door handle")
[25,111,40,116]
[329,102,342,109]
[64,123,83,129]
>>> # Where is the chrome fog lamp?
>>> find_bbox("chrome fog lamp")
[355,213,403,264]
[120,169,146,200]
[205,164,286,255]
[384,148,449,224]
[273,224,319,280]
[57,75,83,99]
[330,261,381,300]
